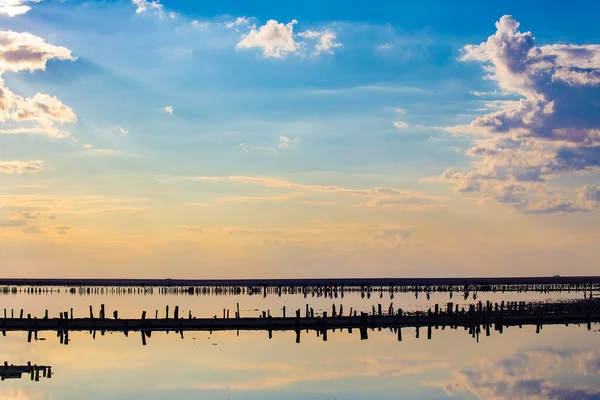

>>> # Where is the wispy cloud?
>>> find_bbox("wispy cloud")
[163,175,444,210]
[0,160,44,174]
[304,85,430,95]
[239,143,277,153]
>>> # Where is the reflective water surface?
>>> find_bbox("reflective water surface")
[1,289,599,399]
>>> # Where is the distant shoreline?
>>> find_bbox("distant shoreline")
[0,276,598,287]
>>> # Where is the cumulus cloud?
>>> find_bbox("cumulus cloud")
[237,19,298,58]
[236,20,341,58]
[298,29,341,55]
[0,31,77,137]
[0,30,75,72]
[431,15,600,213]
[0,160,43,173]
[131,0,162,14]
[0,0,38,17]
[278,136,299,149]
[163,105,173,114]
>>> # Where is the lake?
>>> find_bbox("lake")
[1,286,599,399]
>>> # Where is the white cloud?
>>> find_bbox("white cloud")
[114,125,129,135]
[163,105,173,114]
[237,19,298,58]
[434,15,600,214]
[377,42,393,51]
[278,136,299,149]
[0,30,75,73]
[298,29,341,55]
[0,0,38,17]
[393,120,410,129]
[83,143,92,149]
[0,160,43,173]
[395,108,406,114]
[236,20,341,58]
[0,31,76,137]
[225,16,250,29]
[239,143,277,153]
[131,0,162,14]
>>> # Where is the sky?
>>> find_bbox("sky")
[0,0,599,278]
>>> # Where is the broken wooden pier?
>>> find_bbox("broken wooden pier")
[2,298,599,345]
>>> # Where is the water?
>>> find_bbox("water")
[1,288,599,399]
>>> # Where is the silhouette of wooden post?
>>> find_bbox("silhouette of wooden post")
[100,304,105,319]
[174,306,179,319]
[360,312,368,340]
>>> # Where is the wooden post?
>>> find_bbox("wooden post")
[237,302,240,318]
[174,306,179,319]
[360,312,368,340]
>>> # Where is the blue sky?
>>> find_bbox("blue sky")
[1,0,599,277]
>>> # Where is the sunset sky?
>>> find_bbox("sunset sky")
[1,0,599,278]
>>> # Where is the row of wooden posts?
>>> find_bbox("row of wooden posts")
[1,282,599,299]
[1,298,599,345]
[0,362,52,381]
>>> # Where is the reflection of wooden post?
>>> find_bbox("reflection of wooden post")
[360,312,368,340]
[141,331,147,346]
[397,327,402,341]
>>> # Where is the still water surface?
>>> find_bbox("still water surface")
[1,289,599,399]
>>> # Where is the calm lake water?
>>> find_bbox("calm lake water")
[1,289,599,399]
